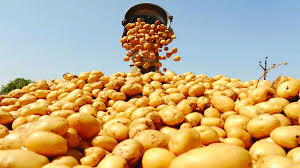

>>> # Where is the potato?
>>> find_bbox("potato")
[249,141,286,161]
[287,147,300,163]
[131,107,154,120]
[248,86,275,103]
[28,116,69,136]
[273,114,291,126]
[96,154,128,168]
[256,155,293,168]
[79,104,97,116]
[270,126,300,148]
[25,131,68,156]
[227,127,252,148]
[50,110,75,118]
[51,156,79,167]
[223,137,245,148]
[0,111,14,124]
[0,149,49,168]
[168,128,201,155]
[160,126,178,137]
[42,164,71,168]
[133,130,169,150]
[239,105,264,119]
[247,114,281,138]
[64,128,81,148]
[224,115,250,131]
[170,143,252,168]
[201,117,224,128]
[184,112,203,126]
[20,102,49,117]
[142,148,175,168]
[176,99,195,115]
[104,123,129,141]
[268,97,289,108]
[35,90,50,99]
[204,107,221,118]
[210,126,227,138]
[80,147,106,167]
[92,135,118,152]
[221,111,237,121]
[211,95,235,113]
[0,124,9,138]
[0,97,18,106]
[276,80,300,100]
[255,102,283,114]
[121,83,142,96]
[284,102,300,120]
[19,94,37,106]
[193,126,219,145]
[196,96,210,112]
[68,113,100,139]
[112,139,143,166]
[188,84,205,97]
[159,106,185,126]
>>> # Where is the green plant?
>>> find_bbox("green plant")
[1,78,34,93]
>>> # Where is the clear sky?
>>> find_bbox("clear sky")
[1,0,300,86]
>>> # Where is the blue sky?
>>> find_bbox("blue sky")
[1,0,300,86]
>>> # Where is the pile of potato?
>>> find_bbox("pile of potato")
[0,70,300,168]
[121,18,180,72]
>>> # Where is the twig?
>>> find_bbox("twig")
[256,62,288,87]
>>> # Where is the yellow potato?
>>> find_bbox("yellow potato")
[284,102,300,120]
[248,86,275,103]
[221,111,237,121]
[160,126,178,137]
[184,112,203,126]
[168,128,201,155]
[224,114,250,131]
[159,106,185,126]
[204,107,221,118]
[256,155,293,168]
[92,135,118,152]
[273,114,291,126]
[28,116,69,136]
[247,114,281,138]
[50,110,75,118]
[142,148,175,168]
[25,131,68,157]
[270,126,300,148]
[193,126,219,145]
[0,149,49,168]
[201,117,224,128]
[238,105,264,119]
[255,101,283,114]
[68,113,100,139]
[104,123,129,141]
[80,147,106,167]
[0,111,14,125]
[223,137,245,148]
[249,140,286,161]
[96,154,128,168]
[64,128,81,148]
[276,79,300,100]
[51,156,79,167]
[287,147,300,163]
[112,139,143,166]
[211,95,235,113]
[188,84,205,97]
[227,127,252,149]
[133,130,169,150]
[170,143,252,168]
[210,126,227,138]
[0,124,9,138]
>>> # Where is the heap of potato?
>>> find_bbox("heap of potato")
[0,70,300,168]
[121,18,180,72]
